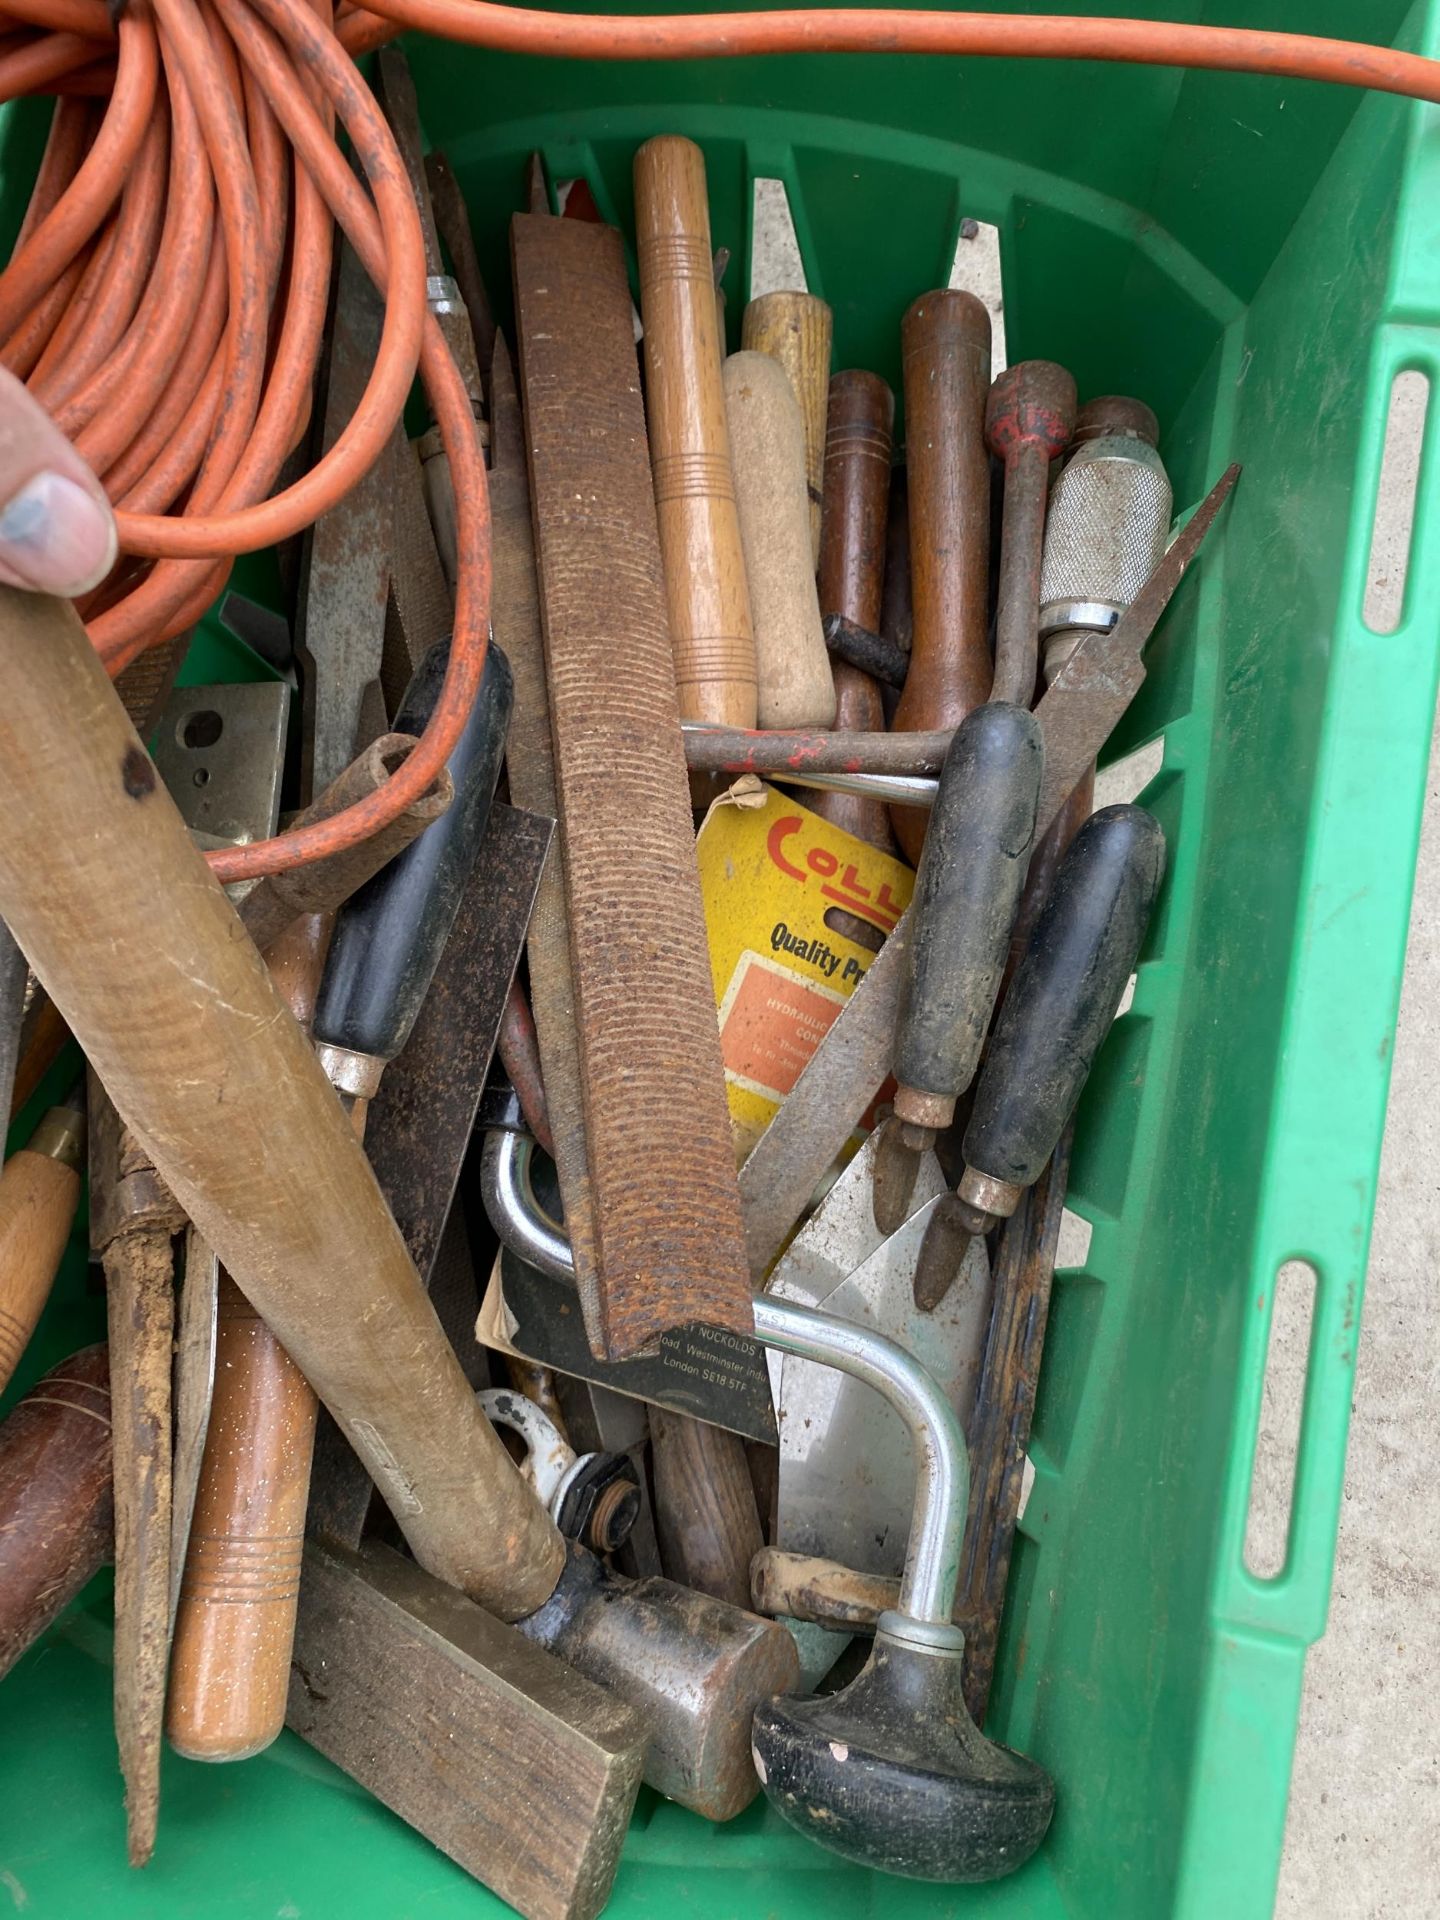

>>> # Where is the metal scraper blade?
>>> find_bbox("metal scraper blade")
[768,1135,991,1578]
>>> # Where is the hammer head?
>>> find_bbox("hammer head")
[521,1543,801,1820]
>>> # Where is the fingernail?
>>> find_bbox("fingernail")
[0,470,117,597]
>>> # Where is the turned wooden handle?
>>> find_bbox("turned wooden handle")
[892,290,993,862]
[649,1408,763,1613]
[168,1272,318,1760]
[0,1105,84,1395]
[741,290,832,563]
[813,368,897,851]
[0,1342,112,1680]
[635,136,756,727]
[0,587,564,1620]
[167,915,329,1762]
[723,351,834,729]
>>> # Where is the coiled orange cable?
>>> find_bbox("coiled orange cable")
[0,1,1436,882]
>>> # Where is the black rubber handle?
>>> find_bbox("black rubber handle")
[313,639,513,1066]
[894,701,1042,1103]
[964,802,1165,1189]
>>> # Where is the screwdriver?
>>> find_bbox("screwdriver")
[313,637,513,1115]
[871,702,1042,1236]
[985,360,1077,707]
[913,804,1166,1309]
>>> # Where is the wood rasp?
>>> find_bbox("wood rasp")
[511,209,751,1361]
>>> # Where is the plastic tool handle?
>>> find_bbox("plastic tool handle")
[635,136,757,727]
[723,351,835,728]
[894,703,1044,1121]
[813,368,897,851]
[0,1101,84,1395]
[740,289,833,563]
[965,804,1166,1190]
[0,1343,112,1682]
[892,290,993,863]
[313,638,513,1078]
[167,914,329,1763]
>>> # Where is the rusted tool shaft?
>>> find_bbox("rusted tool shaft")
[985,361,1076,706]
[684,724,952,779]
[813,369,897,851]
[238,735,452,956]
[891,290,992,862]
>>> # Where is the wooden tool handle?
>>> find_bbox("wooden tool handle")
[167,914,329,1763]
[723,351,834,729]
[168,1272,319,1760]
[0,1105,84,1395]
[813,368,896,850]
[635,136,756,727]
[0,1342,112,1681]
[649,1407,763,1613]
[0,587,564,1619]
[892,290,993,863]
[740,290,832,563]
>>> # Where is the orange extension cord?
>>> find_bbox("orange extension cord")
[0,2,1436,881]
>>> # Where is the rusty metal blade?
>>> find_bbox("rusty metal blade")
[295,240,395,796]
[1033,462,1240,839]
[307,801,552,1551]
[738,914,910,1278]
[512,211,751,1360]
[170,1227,218,1634]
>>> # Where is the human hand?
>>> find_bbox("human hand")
[0,367,116,598]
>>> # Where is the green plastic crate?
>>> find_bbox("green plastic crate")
[2,1,1438,1912]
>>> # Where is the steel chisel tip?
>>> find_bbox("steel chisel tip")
[912,1193,975,1313]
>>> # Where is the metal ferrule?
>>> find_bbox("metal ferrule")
[315,1041,385,1101]
[480,1127,968,1630]
[27,1106,85,1172]
[425,272,464,316]
[875,1610,965,1658]
[957,1165,1022,1220]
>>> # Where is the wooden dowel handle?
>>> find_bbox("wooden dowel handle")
[892,290,993,862]
[0,587,564,1620]
[0,1104,84,1396]
[0,1342,112,1681]
[724,351,834,729]
[635,136,756,728]
[167,914,330,1762]
[813,368,897,851]
[649,1408,763,1613]
[741,290,832,563]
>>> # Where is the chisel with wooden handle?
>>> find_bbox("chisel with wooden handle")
[0,1089,84,1398]
[635,135,756,729]
[723,350,834,728]
[741,289,832,563]
[0,1342,111,1682]
[0,585,565,1622]
[890,290,992,862]
[812,368,898,853]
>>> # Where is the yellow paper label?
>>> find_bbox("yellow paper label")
[696,786,915,1162]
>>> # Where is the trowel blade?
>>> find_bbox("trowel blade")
[768,1138,992,1579]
